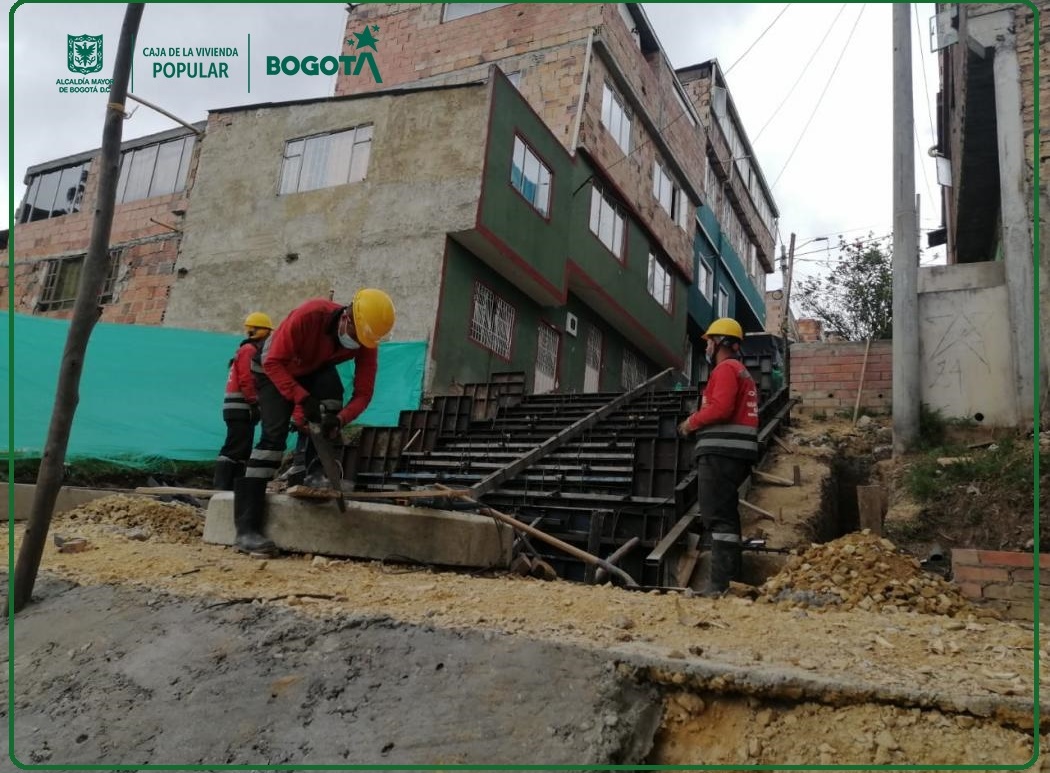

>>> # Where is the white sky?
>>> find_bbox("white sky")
[3,2,946,295]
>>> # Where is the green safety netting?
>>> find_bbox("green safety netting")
[1,311,425,465]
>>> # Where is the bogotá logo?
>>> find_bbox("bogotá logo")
[266,25,381,82]
[68,34,103,74]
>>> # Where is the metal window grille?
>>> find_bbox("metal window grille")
[622,349,647,390]
[38,250,122,312]
[469,282,514,358]
[534,323,559,394]
[584,326,602,393]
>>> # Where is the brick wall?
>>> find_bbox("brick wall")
[789,340,893,414]
[952,548,1049,623]
[4,134,198,326]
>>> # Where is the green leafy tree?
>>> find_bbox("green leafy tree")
[794,233,893,341]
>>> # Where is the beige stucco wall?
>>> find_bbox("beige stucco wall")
[164,83,490,346]
[918,262,1018,426]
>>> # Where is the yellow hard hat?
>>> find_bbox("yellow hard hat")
[351,288,396,348]
[244,312,273,330]
[703,317,743,340]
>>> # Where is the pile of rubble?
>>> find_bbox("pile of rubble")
[757,531,975,617]
[59,494,204,544]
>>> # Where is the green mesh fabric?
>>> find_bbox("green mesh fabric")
[2,312,424,464]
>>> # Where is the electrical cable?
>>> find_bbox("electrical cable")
[912,3,939,207]
[771,4,867,189]
[753,4,848,143]
[725,4,793,75]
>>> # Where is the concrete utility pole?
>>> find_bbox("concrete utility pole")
[780,232,797,334]
[13,4,145,613]
[891,4,920,454]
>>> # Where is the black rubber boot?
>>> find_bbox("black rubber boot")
[213,459,239,492]
[701,539,741,597]
[233,477,278,557]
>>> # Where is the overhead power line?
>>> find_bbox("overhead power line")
[913,3,938,207]
[771,3,867,189]
[753,4,848,143]
[725,4,793,75]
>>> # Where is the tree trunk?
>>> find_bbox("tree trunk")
[12,4,145,613]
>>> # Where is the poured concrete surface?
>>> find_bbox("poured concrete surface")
[203,493,512,569]
[6,579,661,766]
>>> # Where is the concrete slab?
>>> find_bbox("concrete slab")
[203,493,512,569]
[1,482,130,522]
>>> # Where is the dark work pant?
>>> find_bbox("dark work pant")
[217,413,255,464]
[245,365,345,481]
[697,454,753,545]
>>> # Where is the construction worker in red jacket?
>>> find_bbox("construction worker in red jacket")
[677,317,759,595]
[213,312,273,491]
[234,289,396,556]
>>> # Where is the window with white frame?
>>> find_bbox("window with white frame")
[510,136,551,216]
[621,348,647,389]
[469,282,515,358]
[442,3,507,22]
[653,160,691,231]
[647,251,672,311]
[589,184,626,258]
[698,259,712,301]
[37,249,122,312]
[717,287,729,317]
[115,135,195,205]
[279,124,373,195]
[601,83,632,155]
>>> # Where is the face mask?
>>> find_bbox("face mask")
[705,352,714,366]
[339,332,360,350]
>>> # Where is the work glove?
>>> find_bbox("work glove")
[248,404,261,424]
[320,411,344,440]
[301,395,323,425]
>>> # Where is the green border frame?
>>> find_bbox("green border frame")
[5,0,1042,769]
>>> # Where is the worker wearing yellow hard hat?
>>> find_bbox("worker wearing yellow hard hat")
[234,289,396,556]
[678,317,759,596]
[213,311,275,491]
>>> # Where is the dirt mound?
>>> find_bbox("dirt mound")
[758,531,976,617]
[58,494,204,544]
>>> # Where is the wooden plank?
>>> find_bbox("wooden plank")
[752,470,795,487]
[739,499,776,522]
[645,514,697,564]
[673,532,701,587]
[857,485,887,535]
[772,435,796,454]
[134,486,219,498]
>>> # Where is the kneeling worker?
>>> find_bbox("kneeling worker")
[234,289,396,556]
[677,317,759,595]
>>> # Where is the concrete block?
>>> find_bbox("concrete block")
[203,493,512,569]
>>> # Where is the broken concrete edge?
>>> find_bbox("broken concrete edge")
[203,492,513,570]
[604,642,1047,735]
[1,482,137,522]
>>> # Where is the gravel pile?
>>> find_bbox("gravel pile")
[60,494,204,544]
[758,531,974,617]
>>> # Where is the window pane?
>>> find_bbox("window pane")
[299,136,330,191]
[443,3,507,22]
[326,130,355,187]
[32,170,61,220]
[536,165,551,216]
[598,199,614,248]
[55,258,84,304]
[348,134,371,183]
[19,176,39,223]
[589,187,601,234]
[612,210,624,256]
[149,139,184,197]
[511,136,526,192]
[176,137,194,191]
[601,86,612,128]
[52,165,81,216]
[115,154,131,204]
[123,144,158,203]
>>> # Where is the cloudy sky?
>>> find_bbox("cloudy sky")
[3,2,945,293]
